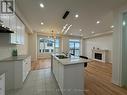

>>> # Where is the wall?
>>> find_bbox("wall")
[28,32,37,61]
[83,34,113,63]
[112,3,127,86]
[0,31,29,60]
[61,36,82,55]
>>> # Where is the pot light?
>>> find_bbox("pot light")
[79,29,82,31]
[40,3,44,8]
[41,22,44,25]
[75,14,79,18]
[110,25,114,28]
[96,21,100,24]
[123,21,126,26]
[91,31,95,34]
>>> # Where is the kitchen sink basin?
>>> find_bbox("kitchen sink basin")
[56,55,68,59]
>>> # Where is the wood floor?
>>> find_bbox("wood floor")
[31,59,127,95]
[85,61,127,95]
[31,58,51,70]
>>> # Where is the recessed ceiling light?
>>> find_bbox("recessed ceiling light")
[96,21,100,24]
[123,21,126,26]
[75,14,79,18]
[41,22,44,25]
[110,25,114,28]
[79,29,82,31]
[91,31,95,34]
[41,29,44,31]
[40,3,44,8]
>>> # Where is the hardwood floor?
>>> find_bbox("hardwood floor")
[85,61,127,95]
[31,58,51,70]
[31,59,127,95]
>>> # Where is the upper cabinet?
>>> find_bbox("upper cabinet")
[0,14,25,45]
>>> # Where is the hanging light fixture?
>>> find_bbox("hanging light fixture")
[51,30,56,39]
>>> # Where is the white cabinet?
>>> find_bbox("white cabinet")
[0,73,5,95]
[10,15,17,44]
[52,56,84,95]
[0,14,25,44]
[22,56,31,82]
[0,15,9,28]
[0,56,31,90]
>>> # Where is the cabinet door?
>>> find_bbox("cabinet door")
[58,63,64,91]
[1,15,9,28]
[10,15,17,44]
[20,22,25,45]
[0,74,5,95]
[22,61,26,82]
[16,16,21,44]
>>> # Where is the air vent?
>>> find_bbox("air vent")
[63,11,70,19]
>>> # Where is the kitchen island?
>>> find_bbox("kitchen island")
[51,54,90,95]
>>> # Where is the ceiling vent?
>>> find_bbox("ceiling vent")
[63,11,70,19]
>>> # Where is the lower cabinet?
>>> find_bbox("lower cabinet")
[0,56,31,91]
[22,56,31,82]
[0,73,5,95]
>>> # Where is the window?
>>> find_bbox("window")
[39,37,60,53]
[69,39,80,56]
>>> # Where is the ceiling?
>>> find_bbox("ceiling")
[16,0,127,37]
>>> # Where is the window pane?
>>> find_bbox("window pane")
[69,39,80,56]
[55,39,59,48]
[39,37,60,53]
[75,42,80,48]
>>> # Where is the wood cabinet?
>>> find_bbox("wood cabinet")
[0,73,5,95]
[0,14,25,45]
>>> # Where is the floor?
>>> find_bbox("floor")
[8,59,127,95]
[85,61,127,95]
[7,69,61,95]
[31,59,51,70]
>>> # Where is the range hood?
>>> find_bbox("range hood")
[0,26,14,33]
[0,20,14,33]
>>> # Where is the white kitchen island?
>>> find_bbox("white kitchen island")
[51,54,90,95]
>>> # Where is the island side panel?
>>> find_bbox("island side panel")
[63,64,85,95]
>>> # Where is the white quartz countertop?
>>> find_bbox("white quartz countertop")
[52,54,91,65]
[0,55,30,62]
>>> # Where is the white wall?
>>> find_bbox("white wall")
[28,32,37,61]
[0,31,29,60]
[83,34,113,63]
[112,3,127,86]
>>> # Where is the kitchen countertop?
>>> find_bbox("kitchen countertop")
[0,55,30,62]
[52,54,91,65]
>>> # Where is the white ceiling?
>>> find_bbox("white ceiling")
[16,0,127,37]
